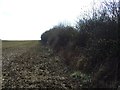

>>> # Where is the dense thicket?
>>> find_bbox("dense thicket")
[41,0,120,88]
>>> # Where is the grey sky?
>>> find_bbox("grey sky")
[0,0,102,40]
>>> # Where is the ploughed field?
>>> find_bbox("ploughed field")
[2,41,81,89]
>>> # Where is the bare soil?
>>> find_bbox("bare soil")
[2,41,81,89]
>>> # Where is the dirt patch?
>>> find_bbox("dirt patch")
[2,41,82,89]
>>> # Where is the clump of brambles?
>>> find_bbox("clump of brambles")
[41,0,120,88]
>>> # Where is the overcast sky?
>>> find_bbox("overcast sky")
[0,0,102,40]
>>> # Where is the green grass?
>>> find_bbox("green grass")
[2,40,40,48]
